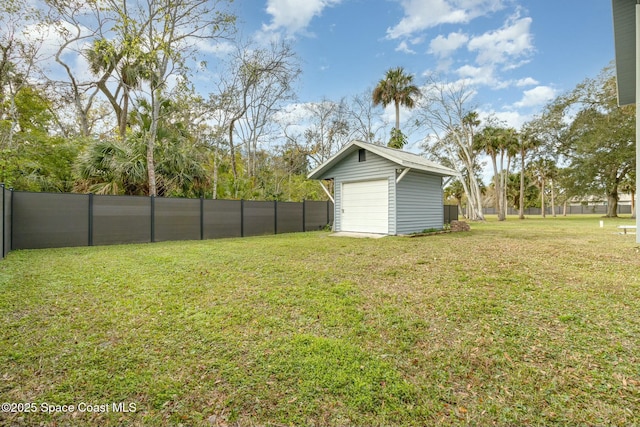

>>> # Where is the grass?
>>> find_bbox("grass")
[0,215,639,426]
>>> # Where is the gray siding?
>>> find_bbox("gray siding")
[319,150,397,234]
[396,171,443,234]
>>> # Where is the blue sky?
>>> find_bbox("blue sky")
[233,0,615,131]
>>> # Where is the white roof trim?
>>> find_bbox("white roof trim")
[307,140,459,180]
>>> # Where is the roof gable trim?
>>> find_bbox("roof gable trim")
[308,140,458,179]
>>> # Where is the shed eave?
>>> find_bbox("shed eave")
[307,142,360,180]
[307,140,459,180]
[612,0,637,106]
[398,160,459,177]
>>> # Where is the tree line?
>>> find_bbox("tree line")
[424,64,635,220]
[352,63,634,220]
[0,0,635,217]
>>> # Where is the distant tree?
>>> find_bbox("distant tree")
[277,98,353,169]
[529,157,557,218]
[516,125,543,219]
[348,88,388,144]
[444,179,466,218]
[560,67,635,218]
[372,66,420,148]
[388,128,408,149]
[1,86,79,191]
[416,78,485,220]
[475,124,518,220]
[619,172,636,218]
[112,0,235,197]
[85,36,152,138]
[76,97,209,197]
[213,40,299,196]
[74,138,147,195]
[1,0,44,147]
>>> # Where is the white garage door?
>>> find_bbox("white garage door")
[341,180,389,234]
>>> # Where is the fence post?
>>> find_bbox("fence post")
[326,200,330,228]
[274,200,278,235]
[240,199,244,237]
[1,184,4,258]
[150,195,155,243]
[9,188,13,251]
[302,199,306,232]
[200,196,204,240]
[88,193,94,247]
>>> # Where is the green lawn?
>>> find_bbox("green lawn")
[1,215,639,426]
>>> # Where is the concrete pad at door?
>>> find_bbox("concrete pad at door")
[329,232,387,239]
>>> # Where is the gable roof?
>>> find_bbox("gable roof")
[308,140,459,180]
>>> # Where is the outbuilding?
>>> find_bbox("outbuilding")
[308,140,458,235]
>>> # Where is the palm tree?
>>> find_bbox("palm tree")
[475,126,503,218]
[530,158,556,218]
[372,67,420,148]
[517,129,542,219]
[86,38,149,138]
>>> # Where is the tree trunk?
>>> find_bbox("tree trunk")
[468,176,485,221]
[460,135,484,221]
[119,89,129,138]
[606,187,619,218]
[550,178,556,217]
[146,86,161,197]
[146,135,156,196]
[632,190,636,219]
[519,147,525,220]
[228,119,239,198]
[541,178,546,218]
[394,101,400,131]
[212,149,218,200]
[502,154,512,220]
[490,154,504,221]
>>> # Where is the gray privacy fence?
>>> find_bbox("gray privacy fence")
[1,189,333,254]
[2,185,10,259]
[443,205,458,224]
[0,187,460,258]
[483,204,633,216]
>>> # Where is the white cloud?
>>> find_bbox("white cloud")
[262,0,342,36]
[428,31,469,57]
[513,85,556,108]
[467,16,534,66]
[455,64,498,87]
[193,39,236,56]
[387,0,505,39]
[395,40,416,54]
[478,109,530,130]
[516,77,538,87]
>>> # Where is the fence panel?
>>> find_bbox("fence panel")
[12,192,89,249]
[277,202,303,234]
[203,199,242,239]
[444,205,458,223]
[2,191,466,256]
[154,197,201,242]
[618,205,632,214]
[304,201,330,231]
[2,186,10,258]
[243,200,275,237]
[93,195,151,246]
[592,205,605,214]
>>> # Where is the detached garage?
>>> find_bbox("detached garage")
[308,140,458,235]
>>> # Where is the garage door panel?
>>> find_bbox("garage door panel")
[342,180,388,234]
